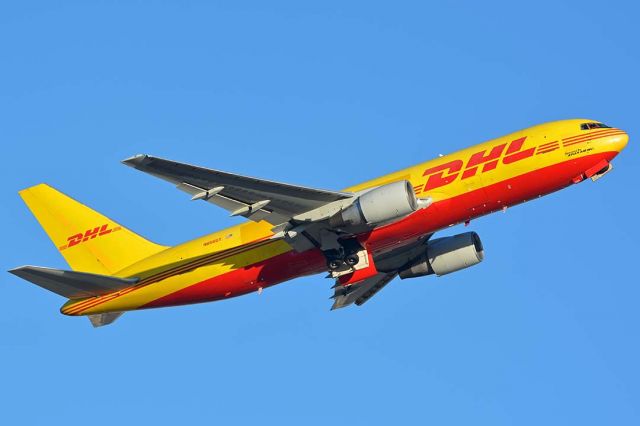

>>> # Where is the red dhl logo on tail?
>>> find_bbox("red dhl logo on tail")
[417,137,549,192]
[59,224,121,251]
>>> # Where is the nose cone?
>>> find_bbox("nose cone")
[596,128,629,154]
[610,130,629,153]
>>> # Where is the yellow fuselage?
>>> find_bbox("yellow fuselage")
[61,119,628,316]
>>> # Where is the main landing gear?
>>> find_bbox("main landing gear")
[324,238,363,271]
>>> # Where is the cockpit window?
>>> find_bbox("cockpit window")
[580,122,612,130]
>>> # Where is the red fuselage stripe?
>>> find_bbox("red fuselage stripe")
[562,130,625,145]
[562,129,622,142]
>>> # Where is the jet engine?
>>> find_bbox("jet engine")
[399,232,484,278]
[329,180,419,228]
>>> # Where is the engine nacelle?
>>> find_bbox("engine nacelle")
[329,180,418,228]
[399,232,484,279]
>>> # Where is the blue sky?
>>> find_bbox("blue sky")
[1,1,639,424]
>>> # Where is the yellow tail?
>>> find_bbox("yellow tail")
[19,184,167,275]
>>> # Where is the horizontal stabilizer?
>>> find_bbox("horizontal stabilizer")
[9,266,138,299]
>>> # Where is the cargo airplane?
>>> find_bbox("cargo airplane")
[9,119,628,326]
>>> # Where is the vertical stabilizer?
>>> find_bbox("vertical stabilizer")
[19,184,167,275]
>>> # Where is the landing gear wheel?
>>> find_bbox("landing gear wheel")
[345,253,360,266]
[327,259,343,271]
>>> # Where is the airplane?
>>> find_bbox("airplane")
[9,119,628,327]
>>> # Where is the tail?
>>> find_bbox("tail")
[19,184,167,275]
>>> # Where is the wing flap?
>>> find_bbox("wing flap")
[331,273,397,310]
[9,266,138,299]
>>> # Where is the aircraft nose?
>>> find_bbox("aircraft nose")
[611,129,629,152]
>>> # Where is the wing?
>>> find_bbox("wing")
[122,154,352,226]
